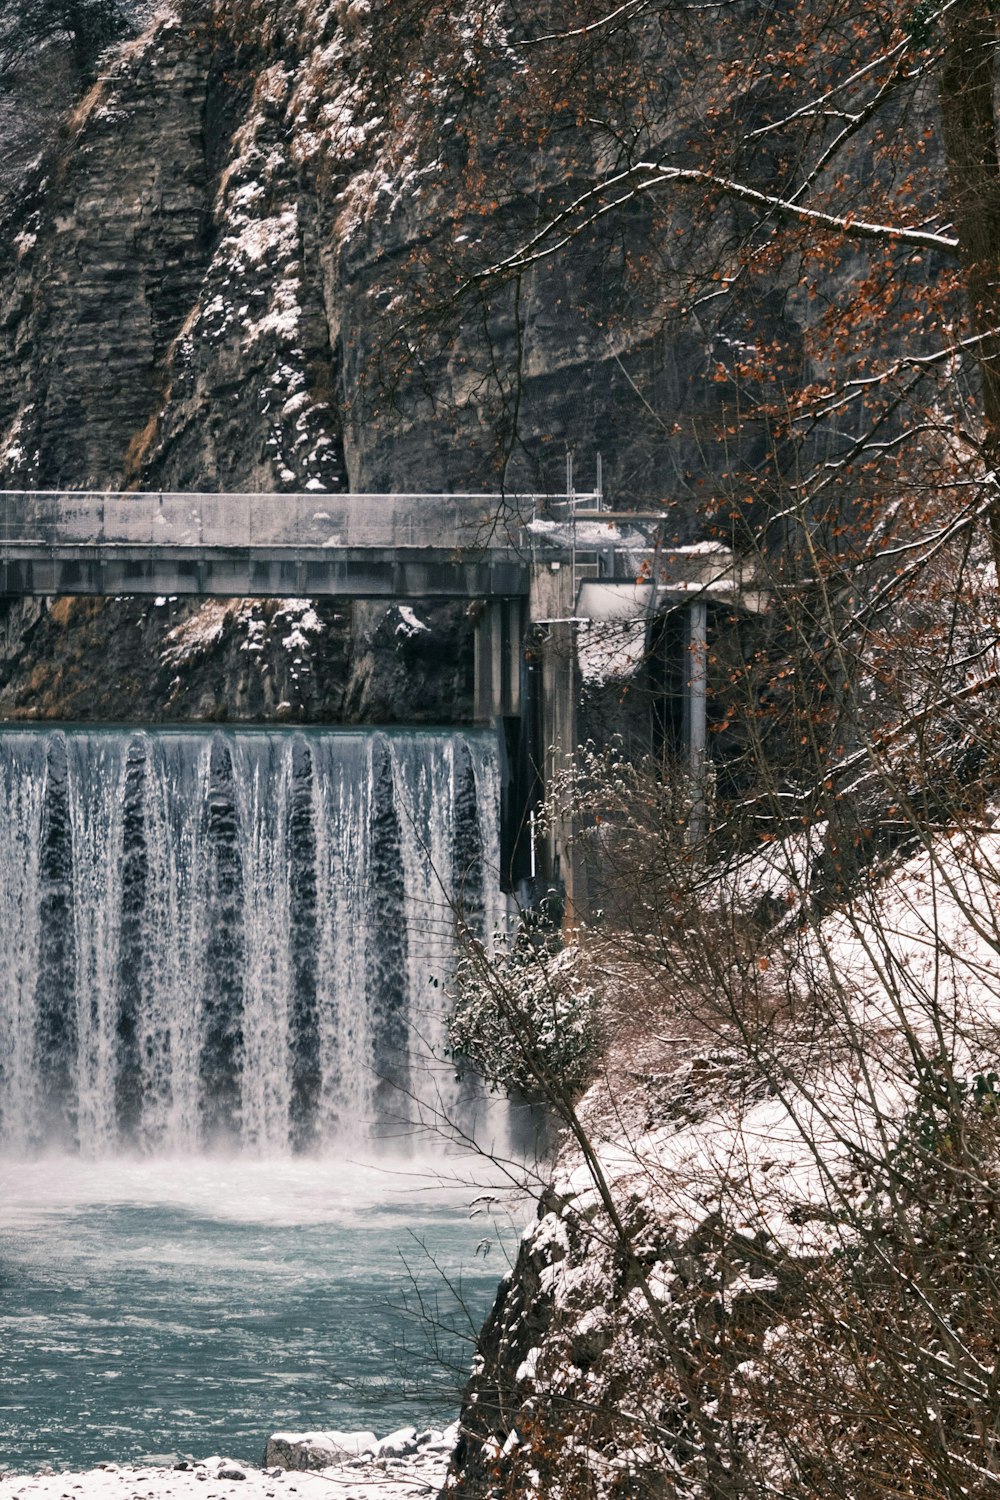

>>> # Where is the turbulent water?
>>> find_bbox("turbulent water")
[0,727,505,1156]
[0,728,523,1475]
[0,1155,520,1473]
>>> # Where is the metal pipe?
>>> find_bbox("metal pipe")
[687,599,708,845]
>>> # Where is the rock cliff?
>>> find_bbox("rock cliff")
[0,594,472,722]
[0,0,740,719]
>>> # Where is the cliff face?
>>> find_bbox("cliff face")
[0,14,214,493]
[0,0,745,718]
[0,594,472,723]
[1,0,696,501]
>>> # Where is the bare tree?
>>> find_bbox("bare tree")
[0,0,134,81]
[438,481,1000,1496]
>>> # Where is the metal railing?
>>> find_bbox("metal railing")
[0,491,587,552]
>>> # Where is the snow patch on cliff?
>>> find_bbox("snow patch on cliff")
[394,605,430,638]
[160,600,251,667]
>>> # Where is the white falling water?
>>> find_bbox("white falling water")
[0,727,505,1157]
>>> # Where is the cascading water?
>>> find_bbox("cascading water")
[0,726,505,1157]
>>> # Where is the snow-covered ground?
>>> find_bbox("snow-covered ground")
[447,813,1000,1497]
[0,1433,457,1500]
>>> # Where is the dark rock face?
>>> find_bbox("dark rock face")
[447,1199,563,1498]
[0,0,150,204]
[0,0,804,718]
[139,61,348,497]
[0,595,473,723]
[0,13,215,493]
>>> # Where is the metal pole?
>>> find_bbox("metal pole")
[567,449,577,600]
[687,599,708,846]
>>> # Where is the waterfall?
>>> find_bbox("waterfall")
[0,727,504,1156]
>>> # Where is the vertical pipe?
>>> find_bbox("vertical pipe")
[687,600,708,846]
[491,600,504,717]
[474,605,497,722]
[500,599,511,715]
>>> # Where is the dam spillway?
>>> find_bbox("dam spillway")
[0,726,503,1156]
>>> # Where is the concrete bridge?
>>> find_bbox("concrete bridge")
[0,491,534,600]
[0,488,765,912]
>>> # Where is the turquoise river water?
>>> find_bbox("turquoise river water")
[0,1155,520,1474]
[0,726,523,1474]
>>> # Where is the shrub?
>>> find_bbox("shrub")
[448,937,598,1099]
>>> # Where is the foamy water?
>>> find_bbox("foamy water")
[0,1155,523,1474]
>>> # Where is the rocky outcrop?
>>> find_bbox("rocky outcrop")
[262,1432,378,1470]
[0,595,473,722]
[259,1424,460,1496]
[262,1424,456,1470]
[443,1043,800,1500]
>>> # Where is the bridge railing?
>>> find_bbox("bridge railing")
[0,492,554,551]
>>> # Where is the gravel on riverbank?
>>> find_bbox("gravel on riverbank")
[0,1440,456,1500]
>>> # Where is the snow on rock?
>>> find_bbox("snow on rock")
[273,599,324,656]
[373,1428,418,1460]
[160,599,324,672]
[263,1431,377,1468]
[160,600,254,668]
[394,605,430,638]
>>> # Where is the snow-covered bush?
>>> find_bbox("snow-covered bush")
[448,938,598,1099]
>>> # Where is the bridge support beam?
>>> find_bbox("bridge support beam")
[474,598,526,721]
[528,562,581,922]
[684,599,709,846]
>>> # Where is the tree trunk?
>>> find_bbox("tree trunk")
[939,0,1000,566]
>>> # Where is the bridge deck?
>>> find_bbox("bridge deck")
[0,491,543,598]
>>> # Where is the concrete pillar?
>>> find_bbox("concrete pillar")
[474,597,525,722]
[528,562,580,919]
[685,599,709,845]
